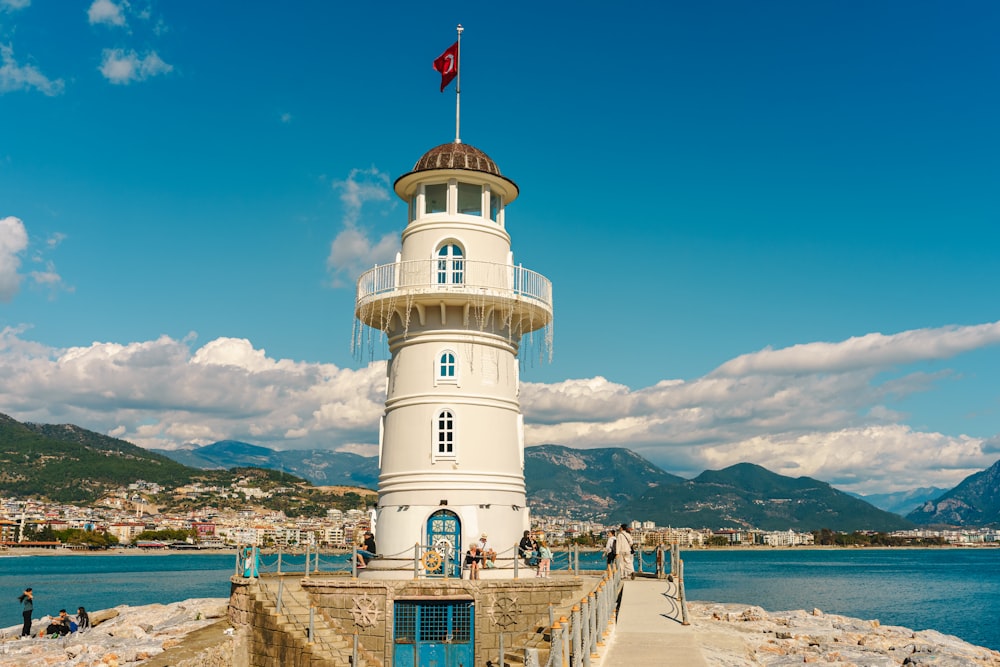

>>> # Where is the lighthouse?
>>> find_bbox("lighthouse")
[354,141,553,578]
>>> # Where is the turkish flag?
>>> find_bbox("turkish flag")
[433,42,458,92]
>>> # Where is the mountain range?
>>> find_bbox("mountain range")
[7,412,1000,529]
[906,459,1000,526]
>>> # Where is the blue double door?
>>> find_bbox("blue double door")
[393,600,475,667]
[426,509,462,578]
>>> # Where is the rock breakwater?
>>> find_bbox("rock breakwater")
[0,598,229,667]
[690,601,1000,666]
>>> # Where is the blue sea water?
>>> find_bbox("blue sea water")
[2,548,998,651]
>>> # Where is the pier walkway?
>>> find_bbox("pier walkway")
[601,577,710,666]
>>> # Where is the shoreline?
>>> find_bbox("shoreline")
[3,543,997,558]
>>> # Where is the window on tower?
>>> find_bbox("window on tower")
[437,350,458,384]
[457,182,482,215]
[425,183,447,214]
[436,244,464,284]
[436,409,456,458]
[489,191,501,222]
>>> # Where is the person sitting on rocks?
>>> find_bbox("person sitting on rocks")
[39,609,72,638]
[76,606,90,632]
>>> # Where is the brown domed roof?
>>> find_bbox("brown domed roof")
[411,142,502,176]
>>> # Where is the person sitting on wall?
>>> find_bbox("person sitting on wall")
[478,533,497,568]
[518,530,538,566]
[356,531,377,569]
[464,543,481,580]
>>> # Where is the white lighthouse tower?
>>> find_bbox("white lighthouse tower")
[354,141,553,577]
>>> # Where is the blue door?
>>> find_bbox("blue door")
[393,600,474,667]
[426,510,461,577]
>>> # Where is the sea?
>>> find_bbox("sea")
[2,547,998,651]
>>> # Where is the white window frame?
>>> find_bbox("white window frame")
[433,408,458,462]
[435,349,460,386]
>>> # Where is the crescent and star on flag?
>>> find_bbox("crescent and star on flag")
[433,24,463,142]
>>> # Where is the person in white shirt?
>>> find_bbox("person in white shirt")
[614,524,635,579]
[478,533,496,568]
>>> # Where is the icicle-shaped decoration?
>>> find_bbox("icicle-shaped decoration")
[352,259,553,365]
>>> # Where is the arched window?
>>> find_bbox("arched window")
[436,409,455,458]
[436,244,464,285]
[438,351,457,382]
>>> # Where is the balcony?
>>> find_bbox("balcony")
[355,259,553,332]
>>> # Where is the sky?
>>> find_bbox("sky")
[1,1,998,496]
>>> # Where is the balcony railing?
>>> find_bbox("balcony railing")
[356,259,553,312]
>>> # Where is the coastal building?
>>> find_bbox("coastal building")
[353,140,553,577]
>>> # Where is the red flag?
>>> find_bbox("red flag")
[433,42,458,92]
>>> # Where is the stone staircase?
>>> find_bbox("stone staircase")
[251,576,382,667]
[499,579,607,667]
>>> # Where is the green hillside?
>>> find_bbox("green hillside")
[612,462,913,532]
[0,413,202,502]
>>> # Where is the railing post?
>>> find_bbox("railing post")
[277,546,282,575]
[587,591,600,660]
[548,604,555,631]
[514,545,519,579]
[413,543,420,579]
[550,621,562,667]
[305,543,311,576]
[315,547,320,574]
[679,558,690,626]
[234,542,241,576]
[560,616,570,667]
[276,578,284,616]
[638,541,644,574]
[353,629,359,667]
[571,605,581,667]
[308,607,315,642]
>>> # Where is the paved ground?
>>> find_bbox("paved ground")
[600,577,711,667]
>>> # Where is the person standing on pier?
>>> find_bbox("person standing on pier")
[615,524,635,580]
[18,587,33,637]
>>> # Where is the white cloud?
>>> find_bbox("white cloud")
[1,0,31,11]
[0,216,70,300]
[0,43,65,96]
[99,48,172,85]
[1,319,999,496]
[712,322,1000,376]
[327,167,399,287]
[0,216,28,301]
[0,330,387,454]
[87,0,126,26]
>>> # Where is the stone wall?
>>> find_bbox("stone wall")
[229,574,600,667]
[302,576,589,665]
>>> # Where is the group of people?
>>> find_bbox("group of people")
[518,530,553,577]
[463,533,498,579]
[18,588,90,639]
[603,523,636,579]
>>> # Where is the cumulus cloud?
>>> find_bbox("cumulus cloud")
[0,216,28,301]
[0,330,387,455]
[87,0,126,26]
[0,43,64,96]
[326,167,399,287]
[0,217,70,300]
[2,319,999,495]
[99,48,172,84]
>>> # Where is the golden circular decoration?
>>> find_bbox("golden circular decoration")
[421,549,443,571]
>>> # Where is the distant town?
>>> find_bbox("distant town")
[2,478,998,552]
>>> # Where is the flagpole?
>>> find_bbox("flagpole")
[455,24,463,144]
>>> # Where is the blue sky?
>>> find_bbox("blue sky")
[1,1,998,495]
